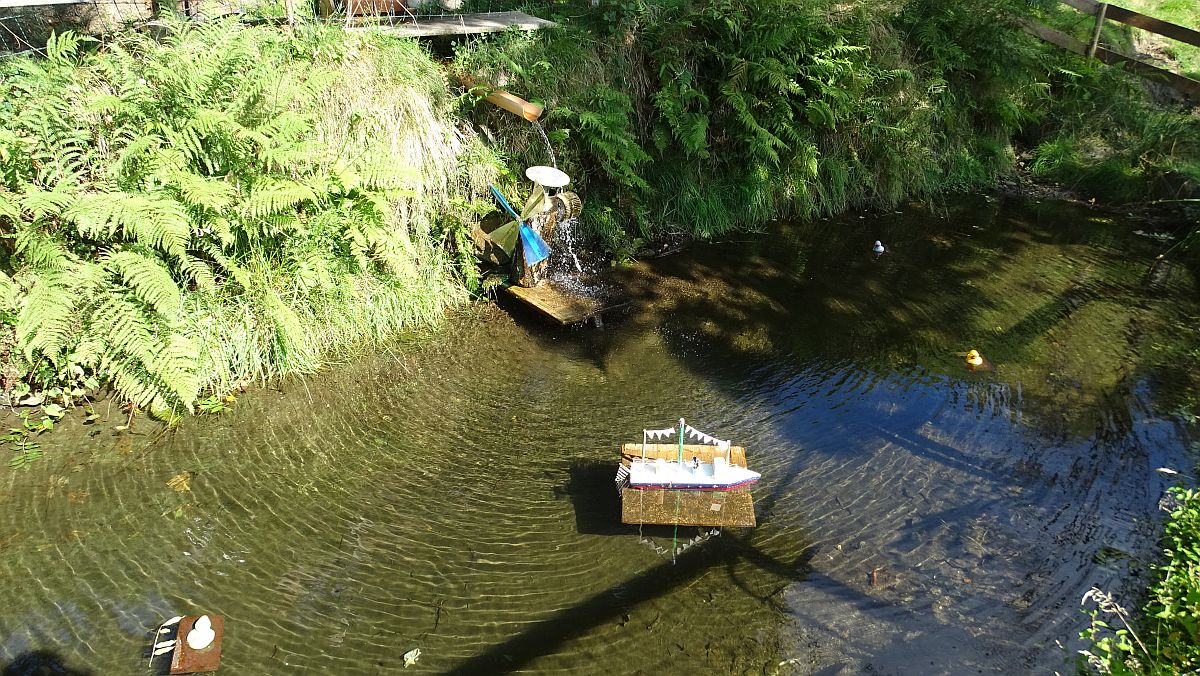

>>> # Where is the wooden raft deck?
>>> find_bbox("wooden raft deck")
[505,284,627,325]
[620,444,757,528]
[347,11,555,37]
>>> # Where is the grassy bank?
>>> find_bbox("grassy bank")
[0,19,499,416]
[455,0,1028,250]
[453,0,1199,250]
[1018,1,1200,202]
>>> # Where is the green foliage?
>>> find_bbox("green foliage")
[1146,486,1200,669]
[1080,486,1200,674]
[548,85,650,191]
[1016,1,1200,202]
[454,0,1034,249]
[0,19,480,416]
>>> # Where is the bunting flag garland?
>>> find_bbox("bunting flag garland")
[643,427,677,440]
[683,424,729,450]
[642,421,731,456]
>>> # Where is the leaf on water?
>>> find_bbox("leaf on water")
[167,473,191,492]
[43,403,66,419]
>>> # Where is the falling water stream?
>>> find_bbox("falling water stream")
[531,120,557,169]
[555,217,584,275]
[0,196,1196,674]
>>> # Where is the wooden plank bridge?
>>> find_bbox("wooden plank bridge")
[619,444,757,528]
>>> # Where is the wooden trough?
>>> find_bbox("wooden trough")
[619,444,757,528]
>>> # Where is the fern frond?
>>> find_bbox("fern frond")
[66,191,192,258]
[14,226,72,273]
[20,188,75,220]
[160,169,236,214]
[0,271,18,309]
[179,254,217,293]
[16,267,86,361]
[197,240,252,290]
[103,249,183,317]
[242,179,320,220]
[147,333,199,407]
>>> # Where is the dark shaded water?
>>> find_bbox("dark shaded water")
[0,197,1196,674]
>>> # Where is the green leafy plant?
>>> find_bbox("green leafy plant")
[1080,486,1200,673]
[195,395,230,415]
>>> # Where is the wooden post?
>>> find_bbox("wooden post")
[1087,2,1108,59]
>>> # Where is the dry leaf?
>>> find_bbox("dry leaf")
[167,473,191,492]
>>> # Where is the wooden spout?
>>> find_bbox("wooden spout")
[458,74,543,122]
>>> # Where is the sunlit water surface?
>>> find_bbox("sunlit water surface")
[0,197,1196,675]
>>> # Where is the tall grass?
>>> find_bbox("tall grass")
[1022,1,1200,198]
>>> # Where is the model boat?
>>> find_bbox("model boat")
[619,418,760,491]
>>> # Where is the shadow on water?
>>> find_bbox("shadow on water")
[559,460,623,535]
[452,424,828,674]
[448,528,815,675]
[1,651,93,676]
[474,195,1200,672]
[1,197,1195,674]
[595,196,1198,436]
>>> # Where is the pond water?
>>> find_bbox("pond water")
[0,196,1196,674]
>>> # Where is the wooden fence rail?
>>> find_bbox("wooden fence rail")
[1059,0,1200,49]
[1021,0,1200,100]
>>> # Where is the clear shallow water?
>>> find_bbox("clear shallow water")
[0,197,1196,675]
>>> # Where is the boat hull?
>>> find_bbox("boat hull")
[628,478,760,491]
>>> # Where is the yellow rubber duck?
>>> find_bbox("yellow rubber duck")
[964,349,991,371]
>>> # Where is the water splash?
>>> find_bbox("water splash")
[547,216,608,299]
[531,120,557,168]
[553,217,584,275]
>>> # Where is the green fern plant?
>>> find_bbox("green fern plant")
[0,18,473,416]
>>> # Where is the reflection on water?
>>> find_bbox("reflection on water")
[0,197,1195,674]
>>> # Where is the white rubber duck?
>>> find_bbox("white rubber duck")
[186,615,216,651]
[872,240,886,255]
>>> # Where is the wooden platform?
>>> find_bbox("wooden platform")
[347,11,555,37]
[620,444,757,528]
[505,284,626,325]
